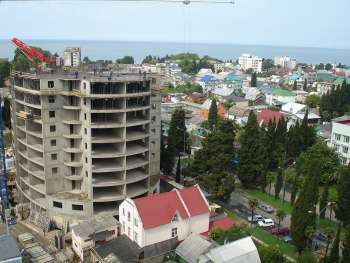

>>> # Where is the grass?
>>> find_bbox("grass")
[246,190,293,214]
[250,227,298,260]
[319,185,338,202]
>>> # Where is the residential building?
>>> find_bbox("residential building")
[0,235,22,263]
[281,102,320,126]
[261,87,296,106]
[238,54,263,73]
[71,215,119,261]
[118,185,210,248]
[274,56,297,69]
[329,116,350,164]
[256,109,285,127]
[11,70,161,227]
[63,47,81,67]
[201,99,226,120]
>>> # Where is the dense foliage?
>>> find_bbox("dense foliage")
[320,80,350,120]
[116,56,134,64]
[210,225,249,245]
[208,99,218,130]
[258,246,286,263]
[166,83,203,94]
[0,59,10,87]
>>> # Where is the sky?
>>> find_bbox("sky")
[0,0,349,49]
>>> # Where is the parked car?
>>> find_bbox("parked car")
[247,214,264,223]
[258,203,274,213]
[271,226,289,236]
[315,230,328,243]
[257,218,275,228]
[280,235,292,243]
[7,217,17,225]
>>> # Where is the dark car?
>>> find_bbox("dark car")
[7,217,17,225]
[271,226,289,236]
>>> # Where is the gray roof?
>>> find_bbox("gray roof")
[175,233,214,263]
[0,234,21,261]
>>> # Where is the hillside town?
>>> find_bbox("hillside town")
[0,39,350,263]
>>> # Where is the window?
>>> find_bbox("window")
[171,228,177,238]
[127,211,131,222]
[152,153,156,158]
[335,133,341,141]
[85,143,87,149]
[51,153,57,160]
[72,204,83,211]
[151,128,156,134]
[84,98,87,105]
[84,113,87,120]
[128,227,131,236]
[85,128,87,135]
[85,157,88,163]
[49,111,55,118]
[52,167,58,175]
[50,125,56,132]
[344,146,349,154]
[48,96,55,103]
[152,116,156,122]
[134,218,138,227]
[134,231,138,242]
[152,103,157,109]
[151,140,155,145]
[53,201,62,208]
[85,171,88,177]
[83,83,87,90]
[48,81,54,88]
[172,213,178,222]
[50,139,56,147]
[345,136,350,143]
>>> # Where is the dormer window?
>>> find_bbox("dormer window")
[172,213,179,222]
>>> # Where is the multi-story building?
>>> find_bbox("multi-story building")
[11,70,161,227]
[274,56,297,69]
[329,116,350,164]
[238,54,263,73]
[64,47,81,67]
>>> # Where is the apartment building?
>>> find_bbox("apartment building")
[274,56,297,69]
[11,70,161,226]
[63,47,81,67]
[329,116,350,164]
[238,54,263,73]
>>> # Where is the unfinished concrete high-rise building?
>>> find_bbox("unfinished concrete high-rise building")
[11,70,161,226]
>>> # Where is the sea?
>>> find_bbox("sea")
[1,39,350,65]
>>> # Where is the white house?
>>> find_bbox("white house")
[329,116,350,164]
[118,185,210,248]
[238,54,263,73]
[281,102,320,126]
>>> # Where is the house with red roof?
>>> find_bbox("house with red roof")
[256,109,285,127]
[118,185,211,248]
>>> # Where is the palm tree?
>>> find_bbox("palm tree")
[276,209,287,230]
[248,198,258,227]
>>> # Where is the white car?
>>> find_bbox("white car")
[247,214,264,223]
[257,218,275,228]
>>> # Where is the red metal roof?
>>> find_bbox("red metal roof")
[134,185,210,229]
[209,215,236,231]
[257,109,284,127]
[178,185,210,217]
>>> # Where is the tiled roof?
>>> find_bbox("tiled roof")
[134,185,209,229]
[257,109,284,127]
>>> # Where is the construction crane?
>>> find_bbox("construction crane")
[12,38,57,63]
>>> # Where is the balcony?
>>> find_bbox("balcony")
[93,187,124,202]
[92,161,124,173]
[31,183,46,195]
[125,117,149,127]
[126,130,149,141]
[92,135,124,144]
[92,147,124,159]
[125,143,148,156]
[63,134,82,139]
[91,121,124,129]
[127,183,148,198]
[92,174,124,187]
[63,147,82,153]
[62,120,82,125]
[126,169,148,184]
[64,161,83,167]
[94,202,119,216]
[126,156,148,170]
[64,175,83,181]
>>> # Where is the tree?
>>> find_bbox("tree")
[342,227,350,263]
[327,224,341,263]
[116,56,134,64]
[251,72,257,87]
[319,184,329,219]
[208,99,218,130]
[293,80,298,90]
[82,56,91,64]
[296,252,317,263]
[303,79,308,91]
[238,112,266,188]
[248,198,258,227]
[276,210,286,229]
[12,48,31,71]
[258,246,286,263]
[210,225,248,245]
[262,58,274,72]
[305,95,321,108]
[336,166,350,227]
[175,157,181,183]
[325,63,333,71]
[0,59,11,87]
[275,168,283,199]
[291,157,320,253]
[185,119,236,201]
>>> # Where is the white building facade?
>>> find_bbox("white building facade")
[274,56,297,69]
[238,54,263,73]
[118,185,210,248]
[329,116,350,164]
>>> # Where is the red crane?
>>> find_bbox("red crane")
[11,37,57,63]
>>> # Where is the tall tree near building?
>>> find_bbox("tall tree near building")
[319,184,329,219]
[185,119,236,200]
[336,166,350,227]
[276,210,286,229]
[328,224,341,263]
[258,246,286,263]
[303,79,308,91]
[342,227,350,263]
[175,157,181,183]
[274,168,283,199]
[0,59,10,87]
[293,80,297,90]
[238,111,265,188]
[248,198,258,227]
[290,157,320,253]
[208,99,218,130]
[251,72,257,87]
[116,56,134,64]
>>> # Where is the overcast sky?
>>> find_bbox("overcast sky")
[0,0,349,49]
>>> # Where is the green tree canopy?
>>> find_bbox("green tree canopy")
[116,56,134,64]
[0,59,10,87]
[258,246,286,263]
[305,95,321,108]
[208,99,218,130]
[251,72,257,87]
[336,166,350,227]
